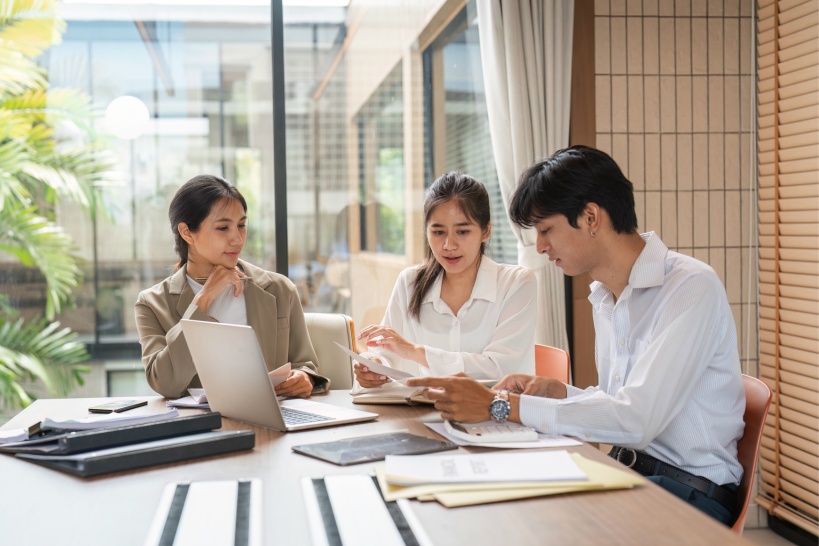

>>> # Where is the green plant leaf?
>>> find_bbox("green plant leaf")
[0,315,89,408]
[0,205,83,319]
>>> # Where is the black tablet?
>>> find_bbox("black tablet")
[292,431,458,466]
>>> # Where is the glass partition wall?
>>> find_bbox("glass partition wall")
[286,0,514,332]
[1,0,509,404]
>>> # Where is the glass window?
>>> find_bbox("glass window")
[423,0,516,264]
[356,63,405,256]
[44,8,276,348]
[284,1,504,330]
[1,1,504,406]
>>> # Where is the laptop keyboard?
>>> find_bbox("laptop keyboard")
[281,406,333,425]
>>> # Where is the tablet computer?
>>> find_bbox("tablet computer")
[292,431,458,466]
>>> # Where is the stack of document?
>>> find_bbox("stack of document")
[376,450,645,508]
[0,412,255,477]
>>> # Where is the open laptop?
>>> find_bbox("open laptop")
[179,319,378,431]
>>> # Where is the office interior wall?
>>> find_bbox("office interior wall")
[593,0,759,525]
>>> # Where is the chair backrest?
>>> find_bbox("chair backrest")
[303,313,356,390]
[732,374,773,534]
[534,344,571,384]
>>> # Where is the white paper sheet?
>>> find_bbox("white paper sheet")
[268,362,291,387]
[166,396,209,409]
[0,428,29,444]
[333,342,415,383]
[385,450,587,486]
[424,422,581,449]
[40,408,179,431]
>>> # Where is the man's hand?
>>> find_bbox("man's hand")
[274,369,313,398]
[495,374,567,399]
[405,376,495,423]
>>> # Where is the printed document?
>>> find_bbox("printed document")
[384,450,586,486]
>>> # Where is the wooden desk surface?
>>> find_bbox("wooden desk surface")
[0,392,749,545]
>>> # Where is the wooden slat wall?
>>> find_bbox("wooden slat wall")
[756,0,819,536]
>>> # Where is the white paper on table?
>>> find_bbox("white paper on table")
[268,362,291,387]
[424,422,582,449]
[41,408,179,432]
[187,388,208,404]
[384,450,586,486]
[0,428,29,444]
[333,342,415,384]
[166,396,209,409]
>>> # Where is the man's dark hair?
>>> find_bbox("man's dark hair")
[509,145,638,234]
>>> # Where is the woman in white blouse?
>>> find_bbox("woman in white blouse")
[354,172,537,389]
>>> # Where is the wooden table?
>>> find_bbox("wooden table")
[0,392,749,545]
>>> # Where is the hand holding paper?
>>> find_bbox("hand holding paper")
[334,342,415,384]
[267,362,291,387]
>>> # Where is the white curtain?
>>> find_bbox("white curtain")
[477,0,573,351]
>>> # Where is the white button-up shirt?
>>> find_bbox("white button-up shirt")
[367,257,536,379]
[520,233,745,485]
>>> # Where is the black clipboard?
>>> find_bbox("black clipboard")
[14,430,255,477]
[0,412,224,455]
[292,431,458,466]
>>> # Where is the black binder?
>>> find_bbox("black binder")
[0,412,224,455]
[15,430,256,477]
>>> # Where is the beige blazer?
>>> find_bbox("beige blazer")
[135,259,327,398]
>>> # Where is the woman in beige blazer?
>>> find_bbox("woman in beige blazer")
[135,174,328,399]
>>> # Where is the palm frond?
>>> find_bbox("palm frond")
[0,0,60,27]
[0,136,32,209]
[0,42,46,96]
[0,314,89,408]
[0,205,82,319]
[1,88,97,135]
[0,10,63,58]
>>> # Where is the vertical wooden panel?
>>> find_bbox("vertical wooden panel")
[570,0,597,388]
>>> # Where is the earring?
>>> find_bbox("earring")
[589,230,596,237]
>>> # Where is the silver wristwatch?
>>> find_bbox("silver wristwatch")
[489,389,511,422]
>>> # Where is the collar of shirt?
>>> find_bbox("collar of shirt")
[588,232,668,317]
[423,256,499,314]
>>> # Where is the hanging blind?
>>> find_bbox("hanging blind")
[756,0,819,536]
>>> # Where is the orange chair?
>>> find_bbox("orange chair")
[534,344,571,384]
[732,374,773,534]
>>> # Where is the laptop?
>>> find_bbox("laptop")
[179,319,378,431]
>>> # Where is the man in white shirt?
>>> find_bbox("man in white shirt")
[407,146,746,525]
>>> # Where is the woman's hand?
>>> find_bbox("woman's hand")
[274,369,314,398]
[353,357,392,388]
[356,325,426,366]
[192,266,248,314]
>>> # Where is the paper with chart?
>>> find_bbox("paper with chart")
[334,342,415,383]
[384,450,587,486]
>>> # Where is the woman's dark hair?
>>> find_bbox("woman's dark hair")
[169,174,247,268]
[509,145,638,234]
[408,172,491,320]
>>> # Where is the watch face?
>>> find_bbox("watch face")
[490,398,510,422]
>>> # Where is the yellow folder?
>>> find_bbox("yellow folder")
[376,452,645,508]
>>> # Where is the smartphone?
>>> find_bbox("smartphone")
[88,400,148,414]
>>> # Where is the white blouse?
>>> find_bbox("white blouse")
[366,257,537,380]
